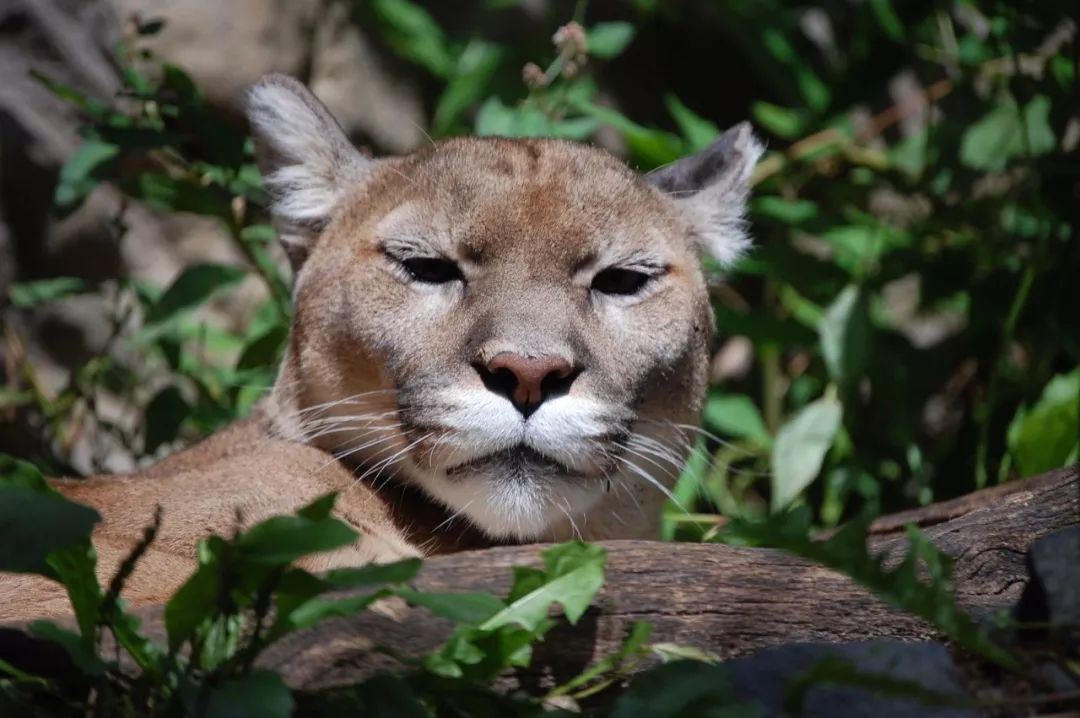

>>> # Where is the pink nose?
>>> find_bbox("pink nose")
[480,352,575,414]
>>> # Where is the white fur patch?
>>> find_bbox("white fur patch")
[403,390,621,539]
[247,76,372,254]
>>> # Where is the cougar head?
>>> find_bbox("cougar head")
[249,75,762,540]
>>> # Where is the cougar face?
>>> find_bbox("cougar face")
[250,75,763,540]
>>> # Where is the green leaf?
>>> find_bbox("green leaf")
[236,325,288,372]
[371,0,454,77]
[399,590,506,624]
[235,513,358,565]
[761,28,829,112]
[751,101,805,139]
[703,394,771,447]
[47,543,104,644]
[665,95,719,152]
[587,22,636,59]
[482,542,606,631]
[868,0,905,41]
[475,98,547,138]
[270,558,422,639]
[145,263,247,325]
[54,140,119,211]
[144,386,189,453]
[8,278,88,308]
[28,622,108,677]
[572,100,684,168]
[0,455,49,489]
[126,173,232,218]
[610,660,755,718]
[818,286,872,389]
[752,196,818,225]
[821,224,910,276]
[960,95,1056,171]
[164,543,223,650]
[1008,369,1080,476]
[0,482,100,577]
[201,670,294,718]
[433,40,504,135]
[352,673,428,718]
[770,396,842,510]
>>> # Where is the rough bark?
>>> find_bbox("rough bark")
[3,466,1077,693]
[265,465,1078,689]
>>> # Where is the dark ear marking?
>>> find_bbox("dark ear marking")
[646,122,764,265]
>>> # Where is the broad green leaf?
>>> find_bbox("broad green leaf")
[1008,369,1080,476]
[31,70,109,118]
[703,394,771,447]
[236,325,288,372]
[587,22,636,59]
[665,95,719,152]
[0,484,100,577]
[201,669,293,718]
[54,140,119,210]
[0,388,32,409]
[960,95,1056,171]
[8,278,88,308]
[818,286,872,389]
[761,28,829,112]
[235,513,358,565]
[572,100,683,168]
[270,559,421,640]
[323,558,422,587]
[821,223,911,276]
[610,660,755,718]
[482,542,606,630]
[28,622,108,677]
[144,263,247,325]
[164,543,222,650]
[433,40,504,135]
[549,117,601,140]
[47,543,104,645]
[0,454,49,489]
[352,673,428,718]
[398,590,506,624]
[127,173,232,219]
[144,386,189,453]
[751,101,805,139]
[752,196,818,225]
[475,98,551,138]
[868,0,904,41]
[371,0,454,77]
[770,397,842,510]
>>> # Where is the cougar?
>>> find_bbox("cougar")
[0,75,762,619]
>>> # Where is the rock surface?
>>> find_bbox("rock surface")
[724,641,975,718]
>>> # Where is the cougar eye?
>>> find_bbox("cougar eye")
[591,267,652,296]
[401,257,463,284]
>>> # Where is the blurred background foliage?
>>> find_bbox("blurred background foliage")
[0,0,1077,534]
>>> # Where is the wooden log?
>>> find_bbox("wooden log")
[3,466,1077,692]
[264,465,1079,689]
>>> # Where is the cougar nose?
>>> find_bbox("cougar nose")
[476,352,576,417]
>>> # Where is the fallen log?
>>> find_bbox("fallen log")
[3,466,1078,693]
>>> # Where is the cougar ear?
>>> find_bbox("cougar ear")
[247,74,374,271]
[647,122,764,265]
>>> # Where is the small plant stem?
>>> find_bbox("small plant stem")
[761,282,784,435]
[974,260,1036,488]
[228,205,291,322]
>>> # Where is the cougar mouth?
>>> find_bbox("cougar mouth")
[444,444,576,478]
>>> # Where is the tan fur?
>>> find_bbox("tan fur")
[0,75,761,622]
